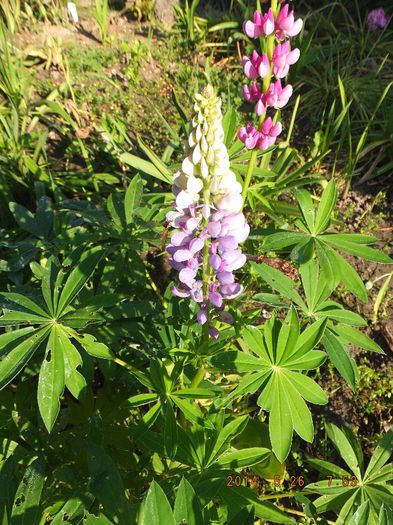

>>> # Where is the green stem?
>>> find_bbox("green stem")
[113,356,141,375]
[241,148,258,207]
[190,365,206,389]
[259,491,299,501]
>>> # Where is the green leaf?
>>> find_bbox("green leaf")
[348,501,370,525]
[51,494,95,525]
[173,478,203,525]
[37,327,65,432]
[222,107,237,148]
[379,504,390,525]
[306,459,351,478]
[76,333,114,360]
[294,189,315,232]
[0,457,17,525]
[332,325,384,354]
[41,257,61,316]
[364,428,393,481]
[269,375,293,462]
[262,231,307,250]
[286,318,326,362]
[171,396,213,429]
[124,175,142,225]
[0,309,50,326]
[218,372,268,409]
[322,236,392,263]
[251,262,305,308]
[299,259,320,312]
[366,463,393,483]
[314,179,337,234]
[290,238,314,265]
[325,423,361,479]
[284,370,327,405]
[58,328,86,400]
[316,306,367,326]
[241,326,271,364]
[172,387,220,399]
[325,233,378,244]
[57,247,105,316]
[10,456,45,525]
[164,402,178,460]
[227,506,255,525]
[215,447,270,469]
[323,331,357,390]
[124,393,159,407]
[276,307,299,364]
[0,293,49,318]
[0,326,50,390]
[107,193,125,231]
[281,373,314,442]
[0,327,35,358]
[141,481,175,525]
[219,485,295,524]
[284,350,327,370]
[336,490,361,525]
[207,416,248,465]
[83,514,113,525]
[120,153,172,184]
[9,202,42,237]
[211,351,263,373]
[323,246,368,302]
[136,134,173,183]
[88,443,128,524]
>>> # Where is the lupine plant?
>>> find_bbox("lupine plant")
[0,1,392,524]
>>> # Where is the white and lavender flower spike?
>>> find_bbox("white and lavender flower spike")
[166,86,249,338]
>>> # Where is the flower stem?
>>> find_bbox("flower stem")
[201,183,211,350]
[241,148,258,207]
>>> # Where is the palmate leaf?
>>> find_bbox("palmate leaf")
[253,258,383,388]
[212,311,328,461]
[306,425,393,524]
[260,180,392,299]
[0,252,112,431]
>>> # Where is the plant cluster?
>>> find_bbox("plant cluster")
[0,1,392,524]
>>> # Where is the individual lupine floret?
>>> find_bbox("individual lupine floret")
[257,118,282,150]
[238,118,282,151]
[275,4,303,40]
[242,51,270,80]
[242,82,262,102]
[367,8,389,30]
[265,79,293,109]
[243,9,275,39]
[272,41,300,79]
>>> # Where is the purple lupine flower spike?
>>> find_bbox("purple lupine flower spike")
[166,86,249,338]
